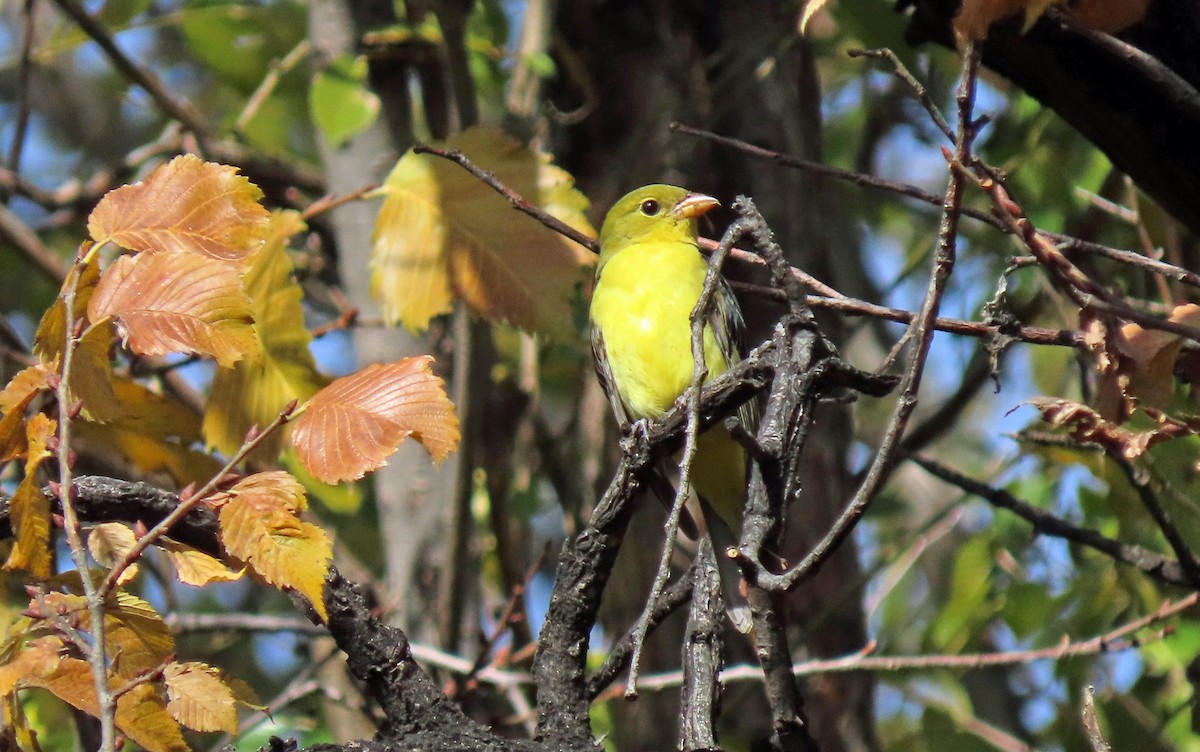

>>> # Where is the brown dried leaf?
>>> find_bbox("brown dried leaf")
[88,252,259,367]
[371,126,594,338]
[291,356,459,483]
[954,0,1059,41]
[164,661,239,734]
[1113,303,1200,409]
[217,472,331,620]
[1029,398,1198,459]
[88,154,270,263]
[1081,309,1134,424]
[159,538,244,587]
[1068,0,1151,31]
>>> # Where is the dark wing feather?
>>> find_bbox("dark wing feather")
[711,277,760,436]
[590,323,631,428]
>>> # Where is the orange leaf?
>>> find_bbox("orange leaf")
[371,126,595,338]
[291,356,459,483]
[0,636,63,696]
[88,154,270,263]
[88,252,259,367]
[164,662,238,734]
[217,472,331,620]
[23,645,187,752]
[954,0,1057,42]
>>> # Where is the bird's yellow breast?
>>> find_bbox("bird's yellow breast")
[590,241,729,419]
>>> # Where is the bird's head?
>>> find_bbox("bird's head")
[596,184,719,270]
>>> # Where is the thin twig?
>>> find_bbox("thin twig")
[787,287,1081,347]
[411,143,598,253]
[634,590,1196,691]
[51,0,209,137]
[53,244,117,751]
[674,121,1200,292]
[911,454,1192,587]
[235,40,312,134]
[759,44,984,593]
[7,0,37,178]
[301,183,380,221]
[1111,457,1200,585]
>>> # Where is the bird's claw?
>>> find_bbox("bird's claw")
[620,418,653,453]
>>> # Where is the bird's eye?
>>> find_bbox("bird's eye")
[639,199,661,216]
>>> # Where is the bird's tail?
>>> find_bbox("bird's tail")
[691,426,753,633]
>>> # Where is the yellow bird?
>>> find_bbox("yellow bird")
[590,184,753,631]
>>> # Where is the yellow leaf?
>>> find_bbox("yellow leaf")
[74,378,221,485]
[88,154,270,263]
[371,125,594,338]
[163,662,238,734]
[204,210,325,459]
[101,378,204,442]
[159,538,244,587]
[114,682,190,752]
[290,356,459,483]
[4,415,57,578]
[88,523,138,585]
[105,590,175,680]
[0,366,50,464]
[68,321,118,422]
[0,365,51,415]
[282,447,364,514]
[33,252,100,364]
[216,472,331,620]
[88,252,259,367]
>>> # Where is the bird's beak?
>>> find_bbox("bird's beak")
[673,193,720,220]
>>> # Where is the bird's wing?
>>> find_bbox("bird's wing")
[590,323,631,428]
[711,276,760,436]
[592,320,701,538]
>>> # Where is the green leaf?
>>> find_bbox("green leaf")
[310,55,381,148]
[179,3,305,93]
[929,536,995,651]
